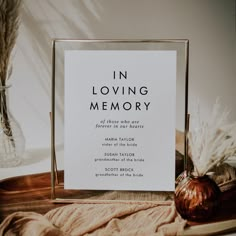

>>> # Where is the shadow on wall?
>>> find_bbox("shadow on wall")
[21,144,63,166]
[21,147,50,166]
[21,0,102,122]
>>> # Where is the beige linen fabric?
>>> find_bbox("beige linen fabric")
[0,201,186,236]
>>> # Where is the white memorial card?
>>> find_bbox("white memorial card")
[64,50,176,191]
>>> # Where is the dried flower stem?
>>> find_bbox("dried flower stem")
[0,0,22,147]
[0,0,21,83]
[188,100,236,176]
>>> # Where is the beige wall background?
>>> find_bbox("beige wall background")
[10,0,236,151]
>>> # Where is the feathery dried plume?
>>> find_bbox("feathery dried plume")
[0,0,22,86]
[188,99,236,176]
[0,0,22,148]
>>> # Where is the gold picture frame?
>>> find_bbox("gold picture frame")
[51,39,189,201]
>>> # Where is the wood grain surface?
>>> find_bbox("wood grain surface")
[0,170,236,225]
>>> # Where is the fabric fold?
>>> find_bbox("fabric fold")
[0,201,186,236]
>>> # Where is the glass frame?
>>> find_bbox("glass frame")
[51,39,189,201]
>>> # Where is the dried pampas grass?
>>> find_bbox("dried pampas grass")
[0,0,22,154]
[188,100,236,176]
[0,0,22,86]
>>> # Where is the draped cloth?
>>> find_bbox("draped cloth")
[0,200,186,236]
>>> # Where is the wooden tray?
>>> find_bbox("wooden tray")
[1,171,236,224]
